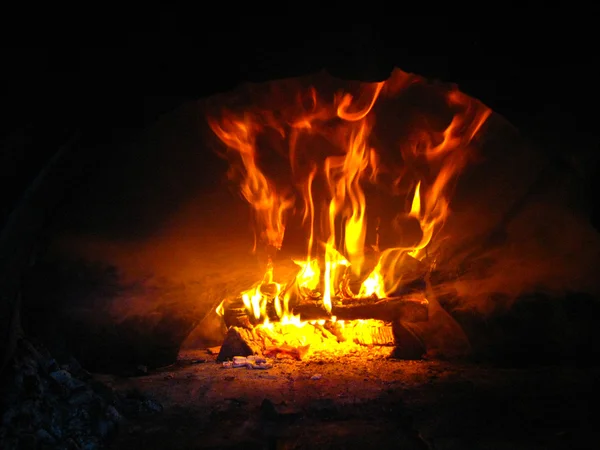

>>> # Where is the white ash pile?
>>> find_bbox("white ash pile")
[222,355,273,369]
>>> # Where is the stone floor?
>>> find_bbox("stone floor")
[101,349,600,449]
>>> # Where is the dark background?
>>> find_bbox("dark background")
[2,16,600,371]
[2,17,599,230]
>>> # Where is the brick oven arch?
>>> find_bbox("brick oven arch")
[2,26,599,371]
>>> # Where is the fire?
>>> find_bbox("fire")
[207,117,294,250]
[359,262,386,298]
[209,69,491,340]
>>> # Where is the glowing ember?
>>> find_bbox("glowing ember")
[218,319,395,362]
[209,69,491,352]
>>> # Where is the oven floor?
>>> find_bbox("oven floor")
[100,349,599,449]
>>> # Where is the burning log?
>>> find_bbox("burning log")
[295,293,428,323]
[221,300,253,329]
[347,322,395,346]
[218,307,420,362]
[222,292,428,328]
[217,318,400,362]
[217,325,315,362]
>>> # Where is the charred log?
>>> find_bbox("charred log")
[221,299,253,329]
[391,321,426,360]
[217,327,264,362]
[223,293,428,328]
[296,294,428,323]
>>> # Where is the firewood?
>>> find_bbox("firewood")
[391,321,426,360]
[322,320,394,346]
[222,300,253,329]
[216,327,264,362]
[294,293,429,323]
[350,322,395,346]
[222,292,428,328]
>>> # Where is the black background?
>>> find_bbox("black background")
[2,16,599,228]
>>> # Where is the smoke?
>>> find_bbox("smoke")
[38,101,277,353]
[431,114,600,314]
[403,114,600,360]
[51,190,264,312]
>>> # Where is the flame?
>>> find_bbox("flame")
[209,69,491,326]
[359,262,386,298]
[215,299,225,317]
[323,120,373,278]
[293,258,320,292]
[323,243,349,312]
[207,117,294,250]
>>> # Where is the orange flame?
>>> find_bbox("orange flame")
[209,69,491,324]
[207,117,294,250]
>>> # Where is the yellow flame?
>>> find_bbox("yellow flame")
[410,182,422,217]
[215,299,225,316]
[293,258,320,291]
[359,264,387,298]
[323,243,348,312]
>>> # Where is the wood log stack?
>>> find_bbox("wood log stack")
[222,291,428,328]
[217,291,429,362]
